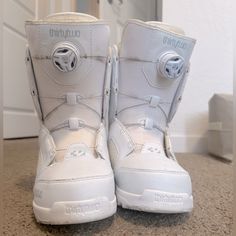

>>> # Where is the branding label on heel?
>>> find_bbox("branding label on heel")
[154,192,184,203]
[65,202,101,215]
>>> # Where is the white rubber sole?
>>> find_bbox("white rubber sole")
[116,187,193,213]
[33,197,117,225]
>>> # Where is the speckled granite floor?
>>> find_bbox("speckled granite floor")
[3,138,233,236]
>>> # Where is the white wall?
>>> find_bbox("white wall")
[99,0,156,44]
[162,0,234,153]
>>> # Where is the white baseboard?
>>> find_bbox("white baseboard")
[3,110,39,139]
[170,135,208,153]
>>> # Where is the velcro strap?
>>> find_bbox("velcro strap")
[149,96,161,107]
[95,123,109,159]
[68,118,84,130]
[39,125,56,162]
[164,130,176,160]
[144,118,154,130]
[109,119,135,158]
[66,93,78,105]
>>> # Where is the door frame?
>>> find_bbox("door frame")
[156,0,162,21]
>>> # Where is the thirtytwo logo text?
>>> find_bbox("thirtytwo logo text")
[49,29,80,39]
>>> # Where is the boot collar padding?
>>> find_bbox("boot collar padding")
[124,19,196,42]
[26,12,102,24]
[146,21,185,35]
[45,12,98,22]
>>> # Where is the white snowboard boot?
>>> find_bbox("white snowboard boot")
[109,20,196,213]
[25,13,116,224]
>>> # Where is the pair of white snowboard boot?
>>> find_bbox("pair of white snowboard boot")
[25,12,196,225]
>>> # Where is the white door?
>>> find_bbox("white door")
[99,0,157,44]
[3,0,39,138]
[2,0,77,139]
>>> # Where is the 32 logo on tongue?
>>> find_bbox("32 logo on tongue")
[141,142,165,156]
[65,144,88,159]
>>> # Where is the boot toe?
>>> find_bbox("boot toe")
[115,154,193,213]
[33,157,116,224]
